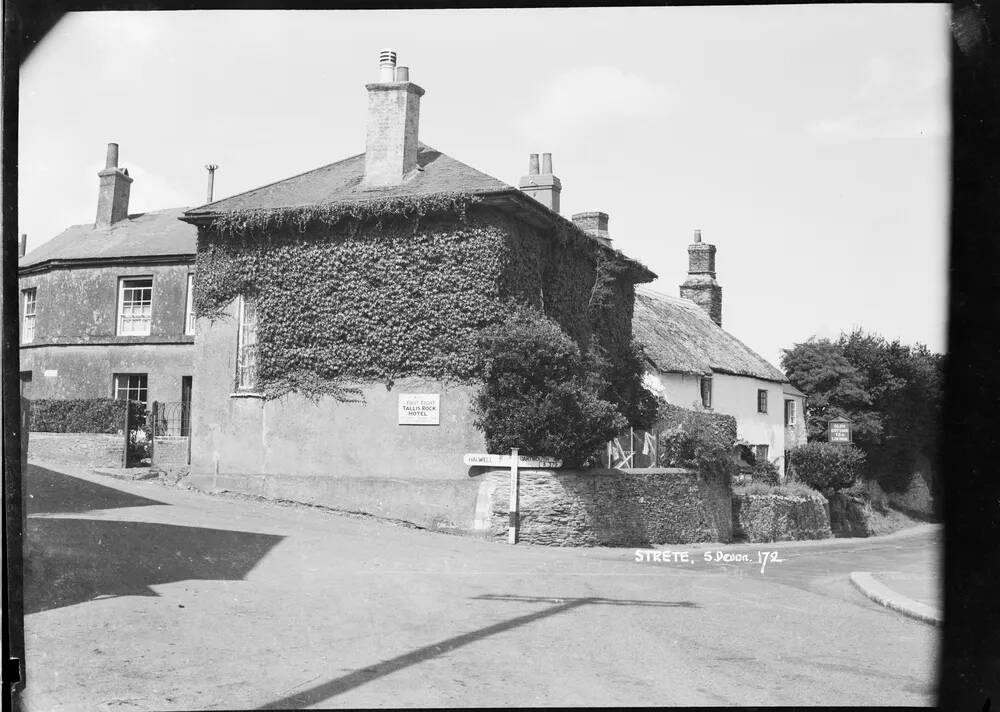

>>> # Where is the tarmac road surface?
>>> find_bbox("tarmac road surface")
[18,461,940,709]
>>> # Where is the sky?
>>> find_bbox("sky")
[18,6,950,366]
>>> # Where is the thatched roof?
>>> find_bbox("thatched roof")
[634,286,787,383]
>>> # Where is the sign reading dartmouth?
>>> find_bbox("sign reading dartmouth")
[463,453,563,468]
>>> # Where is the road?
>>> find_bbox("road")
[18,461,940,709]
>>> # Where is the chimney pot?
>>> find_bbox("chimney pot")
[529,154,539,175]
[541,153,553,174]
[694,228,702,243]
[395,66,409,81]
[378,48,398,82]
[105,143,119,169]
[19,233,27,258]
[205,164,219,203]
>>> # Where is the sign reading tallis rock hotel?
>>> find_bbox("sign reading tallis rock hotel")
[397,394,440,425]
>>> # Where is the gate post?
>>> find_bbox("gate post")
[150,401,158,465]
[122,401,131,468]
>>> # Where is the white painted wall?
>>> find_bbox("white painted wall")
[644,370,790,476]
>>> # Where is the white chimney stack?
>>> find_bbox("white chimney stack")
[363,49,424,188]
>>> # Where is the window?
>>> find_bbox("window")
[757,389,768,414]
[113,373,148,405]
[785,399,796,426]
[22,288,36,343]
[185,274,195,335]
[235,296,259,391]
[118,277,153,335]
[700,376,712,409]
[754,444,769,463]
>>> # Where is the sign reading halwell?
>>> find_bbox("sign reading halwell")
[397,393,440,425]
[463,453,563,468]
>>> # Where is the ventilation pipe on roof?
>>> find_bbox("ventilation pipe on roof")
[680,228,723,327]
[518,152,561,214]
[205,164,219,203]
[363,49,424,188]
[95,142,133,229]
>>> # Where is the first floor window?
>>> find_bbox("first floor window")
[185,274,196,335]
[118,277,153,335]
[114,373,148,405]
[22,288,36,343]
[785,399,796,426]
[757,389,768,414]
[236,296,259,391]
[700,376,712,409]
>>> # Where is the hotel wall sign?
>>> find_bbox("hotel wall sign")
[398,393,440,425]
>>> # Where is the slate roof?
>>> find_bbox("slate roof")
[633,286,787,383]
[19,207,196,269]
[184,144,512,217]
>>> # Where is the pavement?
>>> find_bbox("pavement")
[16,459,942,709]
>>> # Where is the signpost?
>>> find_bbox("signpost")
[464,450,563,544]
[827,416,853,443]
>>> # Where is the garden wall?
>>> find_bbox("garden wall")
[733,492,832,542]
[475,467,732,546]
[27,432,124,469]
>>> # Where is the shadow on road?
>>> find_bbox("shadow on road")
[24,518,284,614]
[258,594,697,709]
[26,465,166,514]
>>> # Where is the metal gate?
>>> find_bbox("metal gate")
[150,400,191,466]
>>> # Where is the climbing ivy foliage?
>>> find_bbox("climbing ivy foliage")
[194,192,656,421]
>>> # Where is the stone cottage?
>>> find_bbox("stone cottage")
[633,230,807,477]
[18,143,197,412]
[179,50,655,532]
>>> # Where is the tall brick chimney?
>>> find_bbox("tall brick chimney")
[572,212,612,247]
[680,229,723,326]
[518,152,561,213]
[362,49,424,188]
[95,142,133,228]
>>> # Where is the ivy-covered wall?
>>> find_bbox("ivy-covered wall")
[194,196,647,403]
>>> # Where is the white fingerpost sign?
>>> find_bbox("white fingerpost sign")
[397,393,440,425]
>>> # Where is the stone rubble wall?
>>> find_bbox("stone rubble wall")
[479,467,732,546]
[732,492,832,542]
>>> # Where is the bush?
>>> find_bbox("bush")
[788,442,866,492]
[473,306,627,468]
[750,459,781,486]
[654,401,739,482]
[29,398,130,433]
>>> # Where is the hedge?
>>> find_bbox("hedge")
[788,441,866,492]
[29,398,132,433]
[654,401,739,481]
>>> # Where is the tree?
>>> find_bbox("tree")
[780,338,882,443]
[473,306,627,468]
[781,331,944,494]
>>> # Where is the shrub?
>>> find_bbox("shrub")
[29,398,130,433]
[473,306,626,468]
[788,442,866,492]
[654,401,739,482]
[750,459,781,486]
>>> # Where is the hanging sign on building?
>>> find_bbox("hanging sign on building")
[827,416,853,443]
[398,393,440,425]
